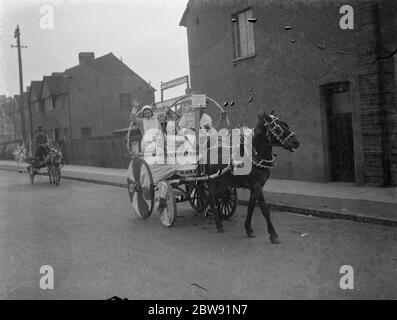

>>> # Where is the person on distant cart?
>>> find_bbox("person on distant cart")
[34,126,49,165]
[130,105,164,156]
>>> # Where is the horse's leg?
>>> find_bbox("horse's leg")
[208,182,224,233]
[48,166,53,184]
[256,189,280,244]
[245,190,257,238]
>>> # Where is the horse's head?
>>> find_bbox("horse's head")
[255,111,300,152]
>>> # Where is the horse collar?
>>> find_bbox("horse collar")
[252,149,275,169]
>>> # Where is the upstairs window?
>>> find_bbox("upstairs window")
[46,129,55,141]
[63,127,69,139]
[81,127,92,139]
[54,128,61,141]
[44,98,54,111]
[120,93,132,109]
[32,101,40,114]
[232,8,255,59]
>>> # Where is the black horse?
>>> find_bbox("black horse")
[205,111,300,244]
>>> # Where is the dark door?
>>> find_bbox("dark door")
[327,84,355,182]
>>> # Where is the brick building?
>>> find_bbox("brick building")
[0,95,14,144]
[1,52,155,145]
[180,0,397,186]
[30,52,155,140]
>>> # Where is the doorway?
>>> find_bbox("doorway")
[325,82,355,182]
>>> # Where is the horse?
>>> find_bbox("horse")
[13,143,28,173]
[46,145,64,186]
[205,111,300,244]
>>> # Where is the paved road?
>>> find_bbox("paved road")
[0,170,396,299]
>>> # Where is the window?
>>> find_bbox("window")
[44,98,54,111]
[54,128,61,141]
[232,8,255,59]
[119,93,132,109]
[64,127,69,139]
[32,101,40,114]
[61,95,68,109]
[46,129,55,141]
[81,127,92,138]
[56,95,67,109]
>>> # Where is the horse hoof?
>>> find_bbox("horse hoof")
[247,231,256,238]
[270,237,281,244]
[217,227,225,233]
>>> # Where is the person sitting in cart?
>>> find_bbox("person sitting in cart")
[164,107,181,135]
[130,105,164,156]
[34,126,49,164]
[177,108,214,133]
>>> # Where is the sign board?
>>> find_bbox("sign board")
[161,75,189,91]
[182,94,206,113]
[179,94,206,129]
[191,94,206,108]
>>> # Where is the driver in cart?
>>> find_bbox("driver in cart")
[34,126,50,166]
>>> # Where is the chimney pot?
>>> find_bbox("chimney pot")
[79,52,95,65]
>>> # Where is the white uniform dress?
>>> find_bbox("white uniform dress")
[141,116,164,157]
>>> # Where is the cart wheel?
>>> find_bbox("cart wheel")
[156,180,176,227]
[127,156,154,219]
[186,181,209,214]
[218,187,237,220]
[27,165,34,184]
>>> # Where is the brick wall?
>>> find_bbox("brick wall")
[184,0,360,182]
[355,0,397,186]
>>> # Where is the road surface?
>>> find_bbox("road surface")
[0,170,396,299]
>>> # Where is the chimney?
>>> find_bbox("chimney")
[78,52,95,65]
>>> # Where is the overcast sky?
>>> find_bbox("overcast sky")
[0,0,189,101]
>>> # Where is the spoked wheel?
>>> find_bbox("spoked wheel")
[186,181,209,214]
[156,180,177,227]
[217,187,238,220]
[127,156,155,219]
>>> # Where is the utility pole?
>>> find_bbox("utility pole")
[11,25,31,142]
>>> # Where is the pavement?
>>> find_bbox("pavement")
[0,160,396,227]
[1,169,396,299]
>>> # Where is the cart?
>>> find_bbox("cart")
[25,143,63,185]
[126,93,238,227]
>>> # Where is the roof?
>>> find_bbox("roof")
[179,4,190,26]
[41,73,67,97]
[45,74,65,94]
[12,91,29,112]
[29,81,43,102]
[66,52,156,92]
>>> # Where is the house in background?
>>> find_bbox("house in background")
[0,95,14,144]
[180,0,397,186]
[1,51,155,166]
[60,52,155,139]
[10,91,30,142]
[3,51,155,143]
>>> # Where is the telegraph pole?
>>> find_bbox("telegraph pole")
[11,25,31,142]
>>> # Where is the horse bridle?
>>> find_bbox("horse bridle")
[262,115,295,147]
[252,115,295,168]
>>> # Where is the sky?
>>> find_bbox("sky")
[0,0,190,101]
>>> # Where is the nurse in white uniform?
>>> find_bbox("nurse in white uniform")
[130,105,164,157]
